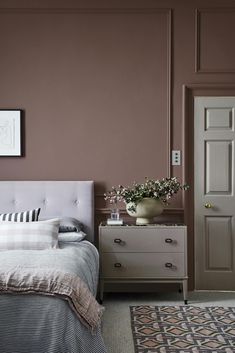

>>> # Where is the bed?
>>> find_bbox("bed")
[0,181,106,353]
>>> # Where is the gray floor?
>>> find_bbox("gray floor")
[102,291,235,353]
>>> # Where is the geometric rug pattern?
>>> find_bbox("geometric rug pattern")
[130,305,235,353]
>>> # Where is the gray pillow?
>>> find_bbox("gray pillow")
[58,231,86,242]
[58,217,83,233]
[39,217,83,233]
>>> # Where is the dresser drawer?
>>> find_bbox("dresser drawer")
[101,252,185,278]
[100,227,185,253]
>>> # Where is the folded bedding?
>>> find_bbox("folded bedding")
[0,213,103,342]
[0,241,102,331]
[0,241,106,353]
[0,267,102,332]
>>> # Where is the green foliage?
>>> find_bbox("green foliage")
[104,177,189,211]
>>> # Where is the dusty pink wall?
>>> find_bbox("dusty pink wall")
[1,0,235,288]
[0,0,235,220]
[0,5,169,209]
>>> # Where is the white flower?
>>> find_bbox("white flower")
[104,177,189,211]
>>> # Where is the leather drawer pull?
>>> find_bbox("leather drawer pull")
[114,238,122,244]
[165,238,173,243]
[165,262,173,268]
[114,263,122,268]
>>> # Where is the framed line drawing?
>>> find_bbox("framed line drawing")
[0,109,22,156]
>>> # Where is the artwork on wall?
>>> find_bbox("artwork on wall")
[0,110,22,156]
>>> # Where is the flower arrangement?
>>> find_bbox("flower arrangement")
[104,177,189,212]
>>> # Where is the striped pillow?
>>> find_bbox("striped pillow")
[0,208,41,222]
[0,219,59,250]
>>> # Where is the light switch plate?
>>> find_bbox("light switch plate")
[172,150,181,166]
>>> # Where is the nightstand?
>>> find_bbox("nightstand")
[99,223,188,303]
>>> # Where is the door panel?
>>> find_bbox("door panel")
[194,97,235,290]
[205,140,232,194]
[205,216,232,270]
[205,108,233,130]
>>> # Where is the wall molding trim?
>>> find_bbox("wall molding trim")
[96,207,184,215]
[0,6,173,178]
[0,7,171,14]
[195,8,235,73]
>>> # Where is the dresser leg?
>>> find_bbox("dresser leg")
[183,279,188,305]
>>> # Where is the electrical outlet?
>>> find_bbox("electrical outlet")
[172,150,181,166]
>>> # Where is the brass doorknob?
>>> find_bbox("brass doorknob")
[204,203,213,209]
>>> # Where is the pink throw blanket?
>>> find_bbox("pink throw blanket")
[0,266,104,332]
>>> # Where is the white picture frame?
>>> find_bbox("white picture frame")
[0,110,22,156]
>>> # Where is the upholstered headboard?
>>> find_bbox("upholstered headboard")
[0,181,94,242]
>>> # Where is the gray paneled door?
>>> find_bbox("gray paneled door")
[194,97,235,290]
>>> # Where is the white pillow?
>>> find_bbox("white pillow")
[58,231,86,243]
[0,219,59,250]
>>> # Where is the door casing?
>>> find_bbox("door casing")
[182,84,235,290]
[194,96,235,290]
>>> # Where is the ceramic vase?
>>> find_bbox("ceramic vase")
[126,197,163,225]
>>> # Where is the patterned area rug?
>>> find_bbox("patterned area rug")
[130,305,235,353]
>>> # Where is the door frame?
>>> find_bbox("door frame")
[182,83,235,290]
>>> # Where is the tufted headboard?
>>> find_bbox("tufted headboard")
[0,181,94,242]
